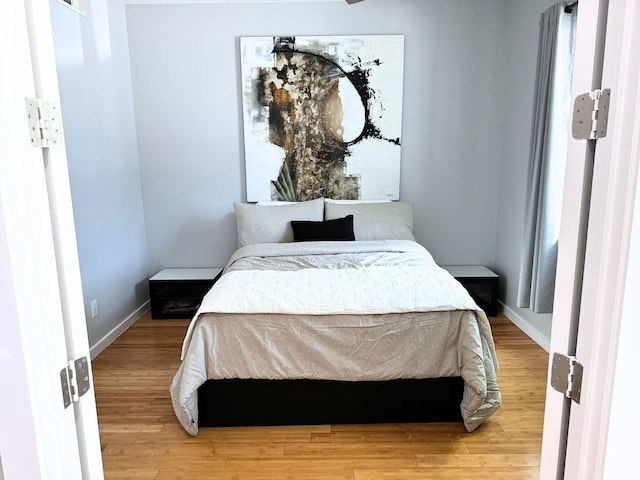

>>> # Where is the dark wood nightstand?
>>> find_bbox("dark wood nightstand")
[441,265,499,317]
[149,268,222,319]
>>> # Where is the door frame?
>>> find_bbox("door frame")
[540,0,640,478]
[25,0,104,476]
[539,0,609,474]
[563,0,640,477]
[0,0,103,478]
[0,0,83,476]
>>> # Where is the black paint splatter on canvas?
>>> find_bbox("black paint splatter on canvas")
[256,36,401,201]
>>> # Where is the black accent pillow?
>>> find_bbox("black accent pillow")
[291,215,355,242]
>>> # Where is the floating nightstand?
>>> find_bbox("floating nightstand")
[441,265,499,317]
[149,268,222,319]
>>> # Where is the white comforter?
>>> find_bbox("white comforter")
[171,240,501,435]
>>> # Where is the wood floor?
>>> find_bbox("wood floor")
[92,312,549,480]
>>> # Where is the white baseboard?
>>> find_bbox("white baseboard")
[90,301,149,359]
[499,301,551,352]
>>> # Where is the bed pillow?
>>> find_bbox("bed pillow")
[291,215,355,242]
[234,197,324,247]
[324,201,415,241]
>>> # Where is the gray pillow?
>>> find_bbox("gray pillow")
[234,197,324,247]
[324,201,415,241]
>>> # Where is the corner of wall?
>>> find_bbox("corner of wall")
[500,301,551,352]
[90,302,149,359]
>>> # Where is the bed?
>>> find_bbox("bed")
[170,199,501,435]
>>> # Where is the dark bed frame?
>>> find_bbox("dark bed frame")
[197,376,464,427]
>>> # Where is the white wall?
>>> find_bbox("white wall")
[494,0,557,344]
[126,0,507,274]
[50,0,149,346]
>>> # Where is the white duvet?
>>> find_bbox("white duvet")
[171,240,501,435]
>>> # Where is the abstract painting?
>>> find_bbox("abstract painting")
[240,35,404,202]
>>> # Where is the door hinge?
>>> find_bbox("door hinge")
[572,88,611,140]
[550,352,584,404]
[25,98,62,148]
[60,357,91,409]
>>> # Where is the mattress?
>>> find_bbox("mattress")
[170,240,501,435]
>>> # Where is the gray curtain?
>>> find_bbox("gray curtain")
[517,3,577,314]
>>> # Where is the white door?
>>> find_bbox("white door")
[540,0,640,478]
[562,0,640,477]
[0,0,103,478]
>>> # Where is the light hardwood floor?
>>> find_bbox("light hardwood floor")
[92,312,548,479]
